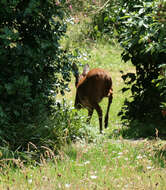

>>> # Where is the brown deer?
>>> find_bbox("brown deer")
[73,64,113,133]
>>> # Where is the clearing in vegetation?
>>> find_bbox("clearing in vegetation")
[0,42,166,190]
[1,0,166,188]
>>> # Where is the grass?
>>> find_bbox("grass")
[1,139,166,189]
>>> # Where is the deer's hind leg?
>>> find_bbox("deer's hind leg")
[86,109,94,124]
[93,103,103,133]
[104,94,113,129]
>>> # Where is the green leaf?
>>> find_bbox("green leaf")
[94,25,98,31]
[14,110,20,117]
[104,16,109,22]
[5,84,14,95]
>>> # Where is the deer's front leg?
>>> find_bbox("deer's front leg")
[86,109,94,124]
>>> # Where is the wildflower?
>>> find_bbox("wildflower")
[147,166,152,170]
[90,175,97,179]
[56,1,60,6]
[84,161,90,165]
[69,5,72,10]
[28,179,32,184]
[65,184,71,188]
[137,155,143,159]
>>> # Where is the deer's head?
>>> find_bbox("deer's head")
[72,63,90,87]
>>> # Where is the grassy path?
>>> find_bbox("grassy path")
[1,138,166,189]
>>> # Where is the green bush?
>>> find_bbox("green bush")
[115,0,166,135]
[0,0,73,149]
[39,100,97,148]
[89,0,122,40]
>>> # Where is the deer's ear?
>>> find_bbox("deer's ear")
[82,64,90,76]
[72,63,79,77]
[72,63,79,87]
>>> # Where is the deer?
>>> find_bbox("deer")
[72,63,113,133]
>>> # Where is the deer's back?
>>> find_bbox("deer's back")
[77,68,112,106]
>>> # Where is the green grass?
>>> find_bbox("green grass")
[1,139,166,189]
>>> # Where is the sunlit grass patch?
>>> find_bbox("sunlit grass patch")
[1,139,166,190]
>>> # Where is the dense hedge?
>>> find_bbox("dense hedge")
[116,0,166,135]
[87,0,166,136]
[0,0,72,148]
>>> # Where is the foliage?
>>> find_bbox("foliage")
[155,1,166,113]
[63,0,122,42]
[115,0,166,132]
[39,100,96,150]
[0,0,73,149]
[64,0,122,41]
[0,99,96,162]
[64,0,95,15]
[89,0,122,40]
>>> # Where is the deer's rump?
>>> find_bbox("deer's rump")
[76,69,112,109]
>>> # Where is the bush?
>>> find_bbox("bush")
[0,1,73,149]
[115,0,166,136]
[89,0,122,40]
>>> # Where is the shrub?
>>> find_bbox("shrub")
[89,0,122,40]
[115,0,166,136]
[0,0,72,149]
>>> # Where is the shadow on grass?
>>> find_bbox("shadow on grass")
[109,120,166,140]
[151,143,166,168]
[108,120,166,167]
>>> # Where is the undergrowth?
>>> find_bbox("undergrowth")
[0,99,98,166]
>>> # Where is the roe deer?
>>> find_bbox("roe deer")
[73,64,113,133]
